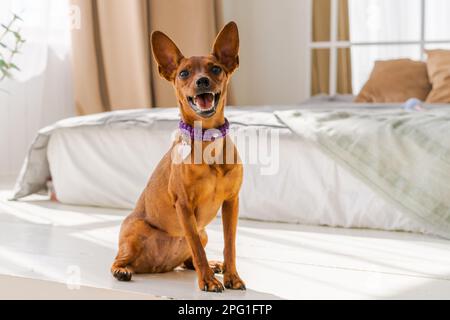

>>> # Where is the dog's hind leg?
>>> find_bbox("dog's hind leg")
[111,217,150,281]
[113,217,192,279]
[208,261,225,274]
[111,246,136,281]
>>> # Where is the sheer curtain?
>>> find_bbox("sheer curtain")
[311,0,352,96]
[349,0,450,93]
[349,0,421,93]
[0,0,74,175]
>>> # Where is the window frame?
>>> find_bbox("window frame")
[308,0,450,95]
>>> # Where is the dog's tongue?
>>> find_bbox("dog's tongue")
[195,93,214,109]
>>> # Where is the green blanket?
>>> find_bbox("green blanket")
[276,107,450,238]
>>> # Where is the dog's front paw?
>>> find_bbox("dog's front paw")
[224,273,246,290]
[199,276,224,293]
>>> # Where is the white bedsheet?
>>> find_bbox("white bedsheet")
[45,106,427,235]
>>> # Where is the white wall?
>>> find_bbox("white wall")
[221,0,311,106]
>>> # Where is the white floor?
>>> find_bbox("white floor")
[1,176,450,300]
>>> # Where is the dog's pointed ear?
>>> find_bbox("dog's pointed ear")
[212,21,240,74]
[151,31,184,81]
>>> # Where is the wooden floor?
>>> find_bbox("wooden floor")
[1,175,450,300]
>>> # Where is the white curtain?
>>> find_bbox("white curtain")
[0,0,74,176]
[349,0,450,93]
[426,0,450,43]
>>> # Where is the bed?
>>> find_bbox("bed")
[11,98,450,239]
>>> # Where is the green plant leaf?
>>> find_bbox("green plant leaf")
[0,13,24,84]
[1,68,12,78]
[8,63,20,71]
[13,31,22,40]
[13,14,23,22]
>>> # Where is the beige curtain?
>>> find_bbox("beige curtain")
[312,0,352,95]
[71,0,222,115]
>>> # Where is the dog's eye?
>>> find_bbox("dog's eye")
[179,70,190,79]
[211,66,222,75]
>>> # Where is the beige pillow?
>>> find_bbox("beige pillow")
[425,50,450,103]
[355,59,431,103]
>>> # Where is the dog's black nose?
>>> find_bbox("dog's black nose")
[196,77,210,89]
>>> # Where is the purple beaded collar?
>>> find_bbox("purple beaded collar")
[179,118,230,142]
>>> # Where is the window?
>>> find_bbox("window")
[310,0,450,95]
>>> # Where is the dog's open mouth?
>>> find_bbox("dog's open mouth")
[187,92,221,118]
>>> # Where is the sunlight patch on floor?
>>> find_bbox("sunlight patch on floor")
[1,176,450,299]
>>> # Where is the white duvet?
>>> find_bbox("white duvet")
[13,104,433,236]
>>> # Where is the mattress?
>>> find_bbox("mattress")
[22,104,430,236]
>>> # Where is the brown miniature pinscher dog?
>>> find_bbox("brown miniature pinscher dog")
[111,22,245,292]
